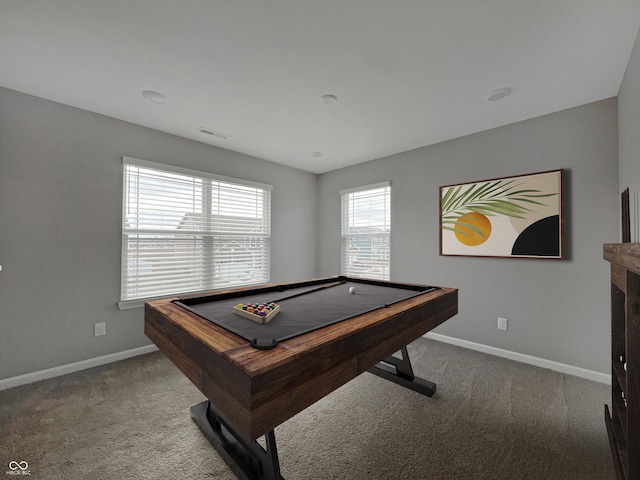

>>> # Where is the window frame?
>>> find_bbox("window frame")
[118,156,272,309]
[340,181,391,280]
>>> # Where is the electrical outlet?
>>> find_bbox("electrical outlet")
[94,322,106,337]
[497,317,508,331]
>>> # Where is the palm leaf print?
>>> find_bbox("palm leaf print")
[442,179,558,238]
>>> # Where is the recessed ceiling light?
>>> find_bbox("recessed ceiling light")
[142,90,167,104]
[487,87,512,102]
[310,151,325,157]
[321,94,338,104]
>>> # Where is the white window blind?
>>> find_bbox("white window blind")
[340,182,391,280]
[120,157,271,305]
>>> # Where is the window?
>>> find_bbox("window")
[120,157,271,306]
[340,182,391,280]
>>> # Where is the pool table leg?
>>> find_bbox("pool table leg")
[368,346,437,397]
[190,400,284,480]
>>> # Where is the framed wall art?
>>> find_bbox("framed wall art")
[440,169,564,259]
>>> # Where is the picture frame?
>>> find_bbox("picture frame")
[440,169,564,259]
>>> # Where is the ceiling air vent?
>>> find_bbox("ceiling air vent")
[197,127,231,140]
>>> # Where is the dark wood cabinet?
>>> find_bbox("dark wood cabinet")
[604,243,640,480]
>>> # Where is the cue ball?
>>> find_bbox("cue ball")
[349,287,356,294]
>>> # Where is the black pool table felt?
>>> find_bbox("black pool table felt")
[176,281,436,346]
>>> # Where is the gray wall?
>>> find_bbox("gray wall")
[0,81,625,380]
[318,99,619,374]
[0,87,317,379]
[619,27,640,224]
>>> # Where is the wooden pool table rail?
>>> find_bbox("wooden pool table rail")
[145,278,458,443]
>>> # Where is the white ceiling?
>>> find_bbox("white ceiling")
[1,1,640,174]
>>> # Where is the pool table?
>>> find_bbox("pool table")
[145,276,458,480]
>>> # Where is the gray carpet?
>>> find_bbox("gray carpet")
[0,338,614,479]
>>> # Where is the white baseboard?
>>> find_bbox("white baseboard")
[424,332,611,385]
[0,345,159,391]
